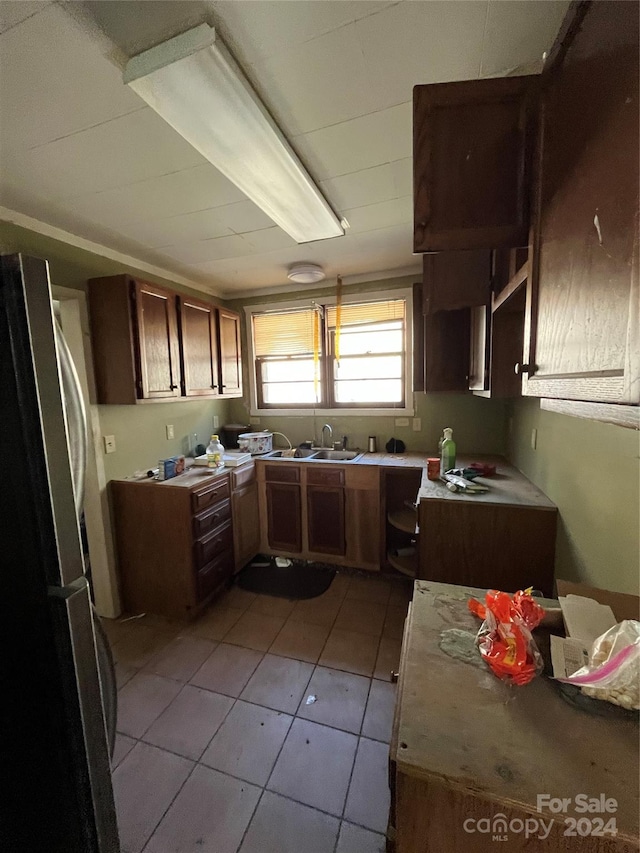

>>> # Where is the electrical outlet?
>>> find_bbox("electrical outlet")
[103,435,116,454]
[395,417,409,427]
[531,428,537,450]
[213,415,219,429]
[412,418,422,431]
[165,424,174,440]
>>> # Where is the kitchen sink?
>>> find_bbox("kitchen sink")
[308,449,363,461]
[263,448,363,462]
[264,447,318,459]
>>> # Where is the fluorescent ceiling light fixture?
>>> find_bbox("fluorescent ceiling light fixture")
[124,24,344,244]
[287,263,326,284]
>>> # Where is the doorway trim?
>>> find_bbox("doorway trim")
[53,285,121,618]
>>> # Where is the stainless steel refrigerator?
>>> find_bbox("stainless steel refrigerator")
[0,254,120,851]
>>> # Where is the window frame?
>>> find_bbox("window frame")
[245,288,414,416]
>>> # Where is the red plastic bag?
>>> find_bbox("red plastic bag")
[468,589,545,686]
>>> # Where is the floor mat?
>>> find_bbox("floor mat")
[236,558,336,599]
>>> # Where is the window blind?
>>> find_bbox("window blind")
[326,299,404,329]
[253,308,316,356]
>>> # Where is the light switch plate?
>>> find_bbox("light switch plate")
[165,424,174,440]
[103,435,116,454]
[213,415,219,429]
[412,418,422,431]
[395,417,409,427]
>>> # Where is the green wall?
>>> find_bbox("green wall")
[508,399,640,595]
[0,220,230,481]
[226,277,508,456]
[98,400,228,481]
[227,396,506,457]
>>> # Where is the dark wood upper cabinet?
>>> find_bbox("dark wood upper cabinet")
[422,251,491,313]
[88,276,242,404]
[414,76,538,252]
[413,251,491,393]
[523,0,639,404]
[88,274,180,404]
[218,308,243,398]
[134,281,181,400]
[178,296,219,398]
[413,288,472,395]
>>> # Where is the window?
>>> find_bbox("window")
[250,294,409,412]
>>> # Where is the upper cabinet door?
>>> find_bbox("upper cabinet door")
[218,308,242,397]
[133,281,181,399]
[414,76,538,252]
[523,1,639,404]
[178,297,219,397]
[423,251,491,313]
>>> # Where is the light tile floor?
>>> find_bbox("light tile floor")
[105,571,412,853]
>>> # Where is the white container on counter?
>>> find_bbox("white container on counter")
[238,431,273,455]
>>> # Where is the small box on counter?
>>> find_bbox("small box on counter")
[157,455,185,480]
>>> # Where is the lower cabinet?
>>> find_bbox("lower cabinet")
[110,471,236,619]
[266,482,302,553]
[257,461,379,569]
[231,464,260,572]
[307,486,345,556]
[345,466,380,571]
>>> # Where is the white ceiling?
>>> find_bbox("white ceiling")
[0,0,569,297]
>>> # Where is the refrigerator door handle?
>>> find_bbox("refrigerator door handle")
[55,317,87,520]
[48,577,119,851]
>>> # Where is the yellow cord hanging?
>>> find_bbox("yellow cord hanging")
[313,306,320,400]
[335,274,342,366]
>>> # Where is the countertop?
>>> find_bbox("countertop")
[113,453,555,511]
[115,464,231,489]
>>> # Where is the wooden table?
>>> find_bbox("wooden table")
[390,581,639,852]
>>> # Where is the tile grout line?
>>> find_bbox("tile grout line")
[114,575,401,850]
[241,573,351,852]
[114,730,381,841]
[136,684,246,853]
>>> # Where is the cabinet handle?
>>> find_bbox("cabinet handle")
[514,363,534,375]
[170,384,178,389]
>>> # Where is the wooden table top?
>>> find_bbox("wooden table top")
[395,581,639,841]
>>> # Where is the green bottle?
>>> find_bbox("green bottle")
[440,427,456,476]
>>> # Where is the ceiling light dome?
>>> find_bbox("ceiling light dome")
[287,263,326,284]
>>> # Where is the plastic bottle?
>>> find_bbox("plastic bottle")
[206,434,225,469]
[440,427,456,476]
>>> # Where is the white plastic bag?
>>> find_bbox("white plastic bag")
[557,620,640,710]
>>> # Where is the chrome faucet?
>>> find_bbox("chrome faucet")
[321,423,333,449]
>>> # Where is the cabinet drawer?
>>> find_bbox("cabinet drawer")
[193,498,231,539]
[196,547,233,601]
[307,467,344,486]
[191,477,230,513]
[232,463,256,490]
[194,520,233,569]
[264,464,300,483]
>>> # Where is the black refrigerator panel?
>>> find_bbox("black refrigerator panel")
[0,254,119,852]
